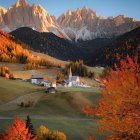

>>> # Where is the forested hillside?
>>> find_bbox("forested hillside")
[89,27,140,66]
[0,30,53,69]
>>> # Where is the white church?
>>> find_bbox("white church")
[68,67,81,87]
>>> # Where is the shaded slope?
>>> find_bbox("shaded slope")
[11,27,86,61]
[89,27,140,66]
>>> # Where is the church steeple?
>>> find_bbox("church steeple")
[69,67,72,80]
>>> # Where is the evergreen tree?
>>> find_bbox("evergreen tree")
[26,115,36,138]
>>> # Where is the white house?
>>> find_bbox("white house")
[52,82,56,88]
[31,75,44,84]
[43,80,50,87]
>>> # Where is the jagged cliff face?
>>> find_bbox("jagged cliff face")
[57,6,140,41]
[0,0,140,41]
[0,0,67,38]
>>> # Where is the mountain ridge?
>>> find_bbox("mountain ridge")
[0,0,68,39]
[10,27,87,61]
[0,0,140,41]
[57,7,140,41]
[88,27,140,66]
[11,26,140,67]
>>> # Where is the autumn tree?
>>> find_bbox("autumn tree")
[0,66,14,79]
[1,117,36,140]
[83,54,140,140]
[56,71,64,83]
[37,125,67,140]
[46,131,67,140]
[89,134,96,140]
[37,125,49,140]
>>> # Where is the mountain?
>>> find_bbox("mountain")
[88,27,140,66]
[5,26,140,67]
[0,0,68,39]
[10,27,87,61]
[0,29,69,69]
[57,6,140,41]
[0,0,140,41]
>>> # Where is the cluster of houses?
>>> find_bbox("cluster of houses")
[30,67,90,88]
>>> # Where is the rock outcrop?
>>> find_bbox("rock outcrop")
[0,0,140,41]
[57,6,140,41]
[0,0,67,38]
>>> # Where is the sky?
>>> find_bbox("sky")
[0,0,140,20]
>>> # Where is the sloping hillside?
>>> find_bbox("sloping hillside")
[89,27,140,66]
[11,27,87,61]
[0,30,30,63]
[10,26,140,67]
[0,30,68,68]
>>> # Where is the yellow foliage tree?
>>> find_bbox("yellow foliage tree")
[37,125,67,140]
[46,131,67,140]
[37,125,49,140]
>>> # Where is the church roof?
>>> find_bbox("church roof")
[31,75,44,79]
[69,76,79,82]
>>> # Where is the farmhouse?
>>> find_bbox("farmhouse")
[43,80,50,87]
[31,75,48,85]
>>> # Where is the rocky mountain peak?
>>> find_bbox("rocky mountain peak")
[82,6,88,11]
[76,8,81,16]
[0,0,67,39]
[37,4,47,14]
[57,7,140,41]
[0,0,140,41]
[67,9,72,16]
[0,6,7,14]
[15,0,29,7]
[81,6,88,16]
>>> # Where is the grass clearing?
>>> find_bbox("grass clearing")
[0,62,105,139]
[0,88,105,140]
[0,78,44,104]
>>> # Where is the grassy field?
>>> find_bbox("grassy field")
[0,78,44,105]
[31,51,68,67]
[0,87,106,140]
[0,61,105,139]
[0,62,60,80]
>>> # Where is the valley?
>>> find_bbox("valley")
[0,60,104,140]
[0,0,139,140]
[0,71,104,140]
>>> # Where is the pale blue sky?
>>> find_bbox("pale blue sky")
[0,0,140,20]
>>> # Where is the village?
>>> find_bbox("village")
[30,67,92,93]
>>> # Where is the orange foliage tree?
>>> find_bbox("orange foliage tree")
[0,117,36,140]
[83,54,140,140]
[0,30,54,69]
[89,134,96,140]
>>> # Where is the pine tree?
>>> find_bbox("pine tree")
[26,115,36,138]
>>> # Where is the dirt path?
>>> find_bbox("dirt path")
[0,90,45,111]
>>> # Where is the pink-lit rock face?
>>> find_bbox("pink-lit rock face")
[0,0,140,41]
[0,0,67,39]
[57,7,140,41]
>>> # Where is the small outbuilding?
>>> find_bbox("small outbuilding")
[46,87,56,93]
